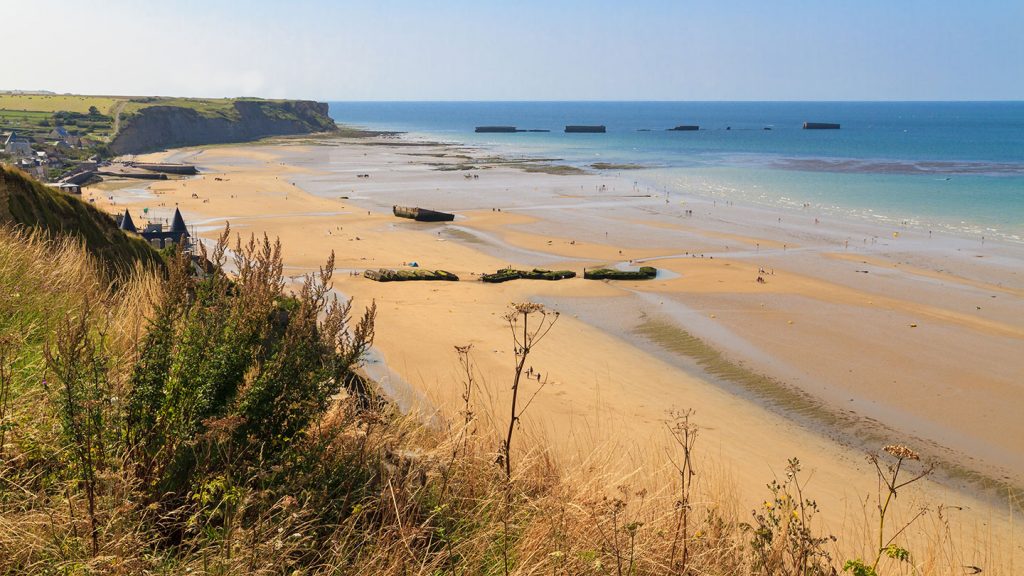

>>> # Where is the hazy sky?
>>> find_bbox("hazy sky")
[4,0,1022,100]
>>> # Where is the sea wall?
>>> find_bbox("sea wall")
[110,100,336,155]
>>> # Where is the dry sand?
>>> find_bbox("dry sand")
[91,136,1023,563]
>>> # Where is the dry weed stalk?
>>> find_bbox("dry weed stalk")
[501,302,558,575]
[501,302,558,481]
[666,408,698,574]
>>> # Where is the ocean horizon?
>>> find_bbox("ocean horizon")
[328,101,1024,242]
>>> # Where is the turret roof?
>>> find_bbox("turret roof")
[170,207,188,234]
[119,209,137,233]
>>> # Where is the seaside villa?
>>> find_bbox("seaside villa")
[118,206,190,249]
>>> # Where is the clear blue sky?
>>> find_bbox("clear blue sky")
[5,0,1022,100]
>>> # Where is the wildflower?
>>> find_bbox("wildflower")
[883,444,920,461]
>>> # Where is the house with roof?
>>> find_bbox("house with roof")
[3,132,33,157]
[48,127,70,141]
[117,207,190,249]
[48,126,81,148]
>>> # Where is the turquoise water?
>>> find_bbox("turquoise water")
[327,102,1024,241]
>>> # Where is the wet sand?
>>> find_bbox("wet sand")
[91,135,1024,561]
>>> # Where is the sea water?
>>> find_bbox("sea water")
[327,101,1024,242]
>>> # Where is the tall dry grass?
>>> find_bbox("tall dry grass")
[0,225,1015,574]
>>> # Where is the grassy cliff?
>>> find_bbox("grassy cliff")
[0,94,337,160]
[0,165,161,274]
[110,98,337,154]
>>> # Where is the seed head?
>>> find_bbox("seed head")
[883,444,920,461]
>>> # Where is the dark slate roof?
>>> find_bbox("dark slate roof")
[119,209,137,233]
[170,207,188,235]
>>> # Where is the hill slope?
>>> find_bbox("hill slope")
[0,165,161,274]
[1,94,338,163]
[109,99,337,154]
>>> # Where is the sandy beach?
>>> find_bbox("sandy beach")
[89,134,1023,560]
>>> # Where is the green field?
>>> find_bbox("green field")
[1,94,330,168]
[0,95,250,144]
[120,96,242,120]
[0,94,122,115]
[1,94,309,136]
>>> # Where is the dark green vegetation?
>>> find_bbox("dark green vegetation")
[0,165,160,275]
[583,265,658,280]
[0,219,975,573]
[480,268,576,283]
[363,268,459,282]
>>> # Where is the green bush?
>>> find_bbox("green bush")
[125,229,377,514]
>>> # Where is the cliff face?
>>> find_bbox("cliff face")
[110,100,336,155]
